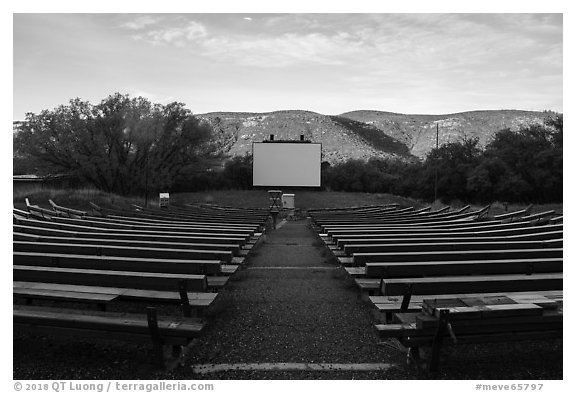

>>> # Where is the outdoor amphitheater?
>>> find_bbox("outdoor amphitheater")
[12,192,563,380]
[12,11,565,383]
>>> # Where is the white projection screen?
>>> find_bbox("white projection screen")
[252,143,322,187]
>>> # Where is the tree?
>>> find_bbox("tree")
[422,137,482,202]
[479,118,562,202]
[13,93,213,195]
[222,154,253,189]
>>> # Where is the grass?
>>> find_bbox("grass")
[13,186,562,218]
[13,185,146,212]
[483,201,563,216]
[172,190,427,211]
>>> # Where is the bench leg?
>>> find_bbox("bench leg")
[428,309,450,373]
[407,346,421,365]
[400,285,413,313]
[385,312,394,324]
[146,308,165,369]
[171,345,182,358]
[406,346,433,374]
[178,280,192,318]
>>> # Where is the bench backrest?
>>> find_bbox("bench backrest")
[13,223,248,245]
[14,219,250,241]
[365,258,563,278]
[50,216,256,235]
[14,251,223,275]
[337,230,563,247]
[354,248,563,265]
[14,265,208,292]
[13,232,241,254]
[380,273,563,296]
[334,224,563,244]
[345,239,562,254]
[326,221,541,237]
[13,241,233,262]
[90,215,260,230]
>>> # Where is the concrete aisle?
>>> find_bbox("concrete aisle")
[183,219,407,378]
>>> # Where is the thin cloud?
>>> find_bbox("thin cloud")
[120,15,160,30]
[121,18,368,67]
[119,14,561,72]
[200,31,367,67]
[130,90,176,105]
[134,21,208,47]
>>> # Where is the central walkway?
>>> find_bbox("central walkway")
[183,219,406,379]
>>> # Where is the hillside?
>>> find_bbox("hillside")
[339,110,550,158]
[197,110,414,164]
[197,109,553,163]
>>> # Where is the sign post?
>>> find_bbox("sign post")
[268,190,282,229]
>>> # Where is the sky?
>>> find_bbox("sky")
[12,11,563,120]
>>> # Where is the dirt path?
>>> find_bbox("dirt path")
[181,218,407,378]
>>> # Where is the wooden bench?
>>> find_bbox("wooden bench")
[375,272,562,320]
[14,222,250,246]
[381,273,563,298]
[89,202,267,226]
[48,199,87,218]
[513,210,555,224]
[344,239,561,255]
[24,198,63,219]
[13,232,243,255]
[370,290,563,317]
[325,220,542,238]
[90,208,265,227]
[13,208,32,220]
[333,224,563,246]
[14,285,119,310]
[88,215,260,231]
[365,258,563,278]
[353,248,563,266]
[375,294,562,372]
[550,216,563,224]
[13,251,225,276]
[14,304,204,368]
[13,281,218,316]
[323,218,499,232]
[335,229,563,248]
[50,216,257,236]
[13,241,233,262]
[493,206,533,221]
[318,208,489,227]
[347,257,562,291]
[14,265,209,292]
[14,219,252,243]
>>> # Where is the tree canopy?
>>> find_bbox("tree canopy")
[13,93,213,195]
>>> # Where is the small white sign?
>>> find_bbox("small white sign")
[159,193,170,208]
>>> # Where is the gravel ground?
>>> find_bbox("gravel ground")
[13,218,563,380]
[182,219,402,367]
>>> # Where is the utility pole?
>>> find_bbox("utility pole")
[144,150,149,208]
[434,123,439,202]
